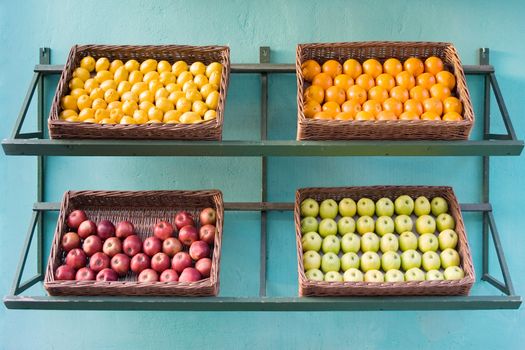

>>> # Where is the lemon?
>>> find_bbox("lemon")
[83,118,96,123]
[156,97,174,113]
[73,67,90,82]
[148,107,163,121]
[128,71,143,85]
[182,81,198,92]
[208,70,221,86]
[131,82,148,96]
[84,78,99,93]
[61,95,77,111]
[95,70,113,83]
[206,62,222,78]
[100,80,117,91]
[133,109,148,124]
[122,100,138,115]
[89,88,104,100]
[163,110,182,123]
[185,88,202,103]
[69,77,84,90]
[168,91,184,104]
[204,109,217,121]
[94,109,110,122]
[77,95,92,110]
[148,80,163,95]
[65,115,79,122]
[200,83,218,98]
[179,111,201,124]
[117,81,131,95]
[120,116,136,124]
[157,60,172,73]
[206,91,219,109]
[139,90,155,103]
[110,108,124,121]
[155,88,169,100]
[70,88,87,99]
[160,71,176,85]
[59,109,78,119]
[143,71,160,84]
[165,83,182,93]
[121,91,138,102]
[99,118,115,124]
[176,97,191,113]
[104,89,119,103]
[146,119,162,124]
[177,71,193,85]
[78,108,94,121]
[140,59,158,74]
[193,74,209,89]
[107,101,122,110]
[189,61,206,76]
[95,57,110,72]
[139,101,154,111]
[80,56,96,72]
[172,61,188,76]
[192,100,208,116]
[113,66,129,84]
[124,59,140,72]
[92,98,107,110]
[109,59,124,73]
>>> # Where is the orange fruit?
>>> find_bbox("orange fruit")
[395,71,416,90]
[343,59,362,79]
[334,74,354,91]
[355,111,375,121]
[314,111,335,120]
[436,71,456,89]
[362,59,383,78]
[416,73,436,90]
[443,96,463,114]
[312,73,333,90]
[423,97,443,115]
[376,111,397,121]
[376,73,395,91]
[346,85,367,104]
[335,112,355,121]
[399,111,420,120]
[362,100,382,117]
[322,60,343,78]
[325,86,346,105]
[403,57,424,76]
[421,111,441,121]
[304,85,324,104]
[383,58,403,76]
[301,60,322,82]
[368,86,389,103]
[425,56,444,75]
[404,99,423,116]
[409,86,430,102]
[430,83,451,101]
[382,97,403,117]
[442,111,462,121]
[355,74,375,91]
[304,100,322,118]
[322,101,341,114]
[341,99,362,118]
[390,86,409,103]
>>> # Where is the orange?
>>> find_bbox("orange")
[355,111,375,121]
[443,96,463,114]
[304,85,324,104]
[302,60,321,82]
[362,59,383,78]
[334,74,354,91]
[390,86,409,103]
[399,111,420,120]
[312,73,333,90]
[421,111,441,120]
[382,97,403,117]
[436,71,456,89]
[368,86,389,103]
[403,57,424,76]
[395,71,415,90]
[341,99,362,118]
[322,101,341,114]
[322,59,343,78]
[404,99,423,116]
[376,111,397,120]
[430,83,451,101]
[335,112,355,121]
[442,111,462,121]
[355,73,375,91]
[314,111,335,120]
[346,85,367,104]
[343,59,362,79]
[375,73,395,91]
[304,100,322,118]
[416,73,436,90]
[409,86,430,102]
[423,97,443,115]
[325,86,346,105]
[383,58,403,76]
[362,100,382,117]
[425,56,444,75]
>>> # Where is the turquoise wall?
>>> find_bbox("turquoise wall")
[1,1,524,348]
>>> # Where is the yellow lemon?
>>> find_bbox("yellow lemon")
[109,59,124,73]
[84,78,99,93]
[179,111,201,124]
[206,62,222,78]
[140,59,158,74]
[206,91,219,110]
[77,95,92,110]
[113,66,129,84]
[131,82,148,96]
[166,83,182,93]
[89,87,104,100]
[107,101,122,110]
[156,97,174,113]
[149,80,163,95]
[185,88,202,103]
[121,91,138,102]
[143,71,160,84]
[146,119,162,124]
[73,67,90,82]
[192,100,208,116]
[78,107,94,121]
[189,61,206,76]
[177,71,193,85]
[110,108,124,121]
[94,109,110,122]
[120,116,136,124]
[182,81,198,92]
[160,71,176,85]
[148,107,163,121]
[117,81,131,95]
[83,118,96,123]
[193,74,209,89]
[155,87,169,100]
[139,101,154,111]
[80,56,96,72]
[172,61,188,76]
[208,70,221,86]
[176,97,191,113]
[122,100,138,115]
[65,115,79,122]
[157,60,172,73]
[95,70,113,83]
[163,110,182,123]
[139,90,155,103]
[203,109,217,121]
[100,80,117,91]
[128,70,143,85]
[99,118,115,124]
[168,91,185,105]
[70,88,87,99]
[95,57,110,72]
[124,59,140,72]
[69,77,84,90]
[200,83,218,98]
[92,98,107,110]
[59,109,78,119]
[133,109,148,124]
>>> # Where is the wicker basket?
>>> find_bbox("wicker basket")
[296,42,474,140]
[295,186,475,297]
[49,44,230,140]
[45,190,223,296]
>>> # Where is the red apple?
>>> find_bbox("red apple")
[67,210,87,229]
[65,248,87,270]
[82,235,103,256]
[189,240,210,260]
[174,211,194,230]
[61,232,81,252]
[89,252,110,272]
[171,251,192,273]
[55,265,76,280]
[111,253,131,276]
[151,252,171,273]
[153,221,174,241]
[115,221,135,239]
[123,235,142,257]
[77,220,97,239]
[97,220,115,240]
[179,267,202,282]
[200,208,216,225]
[143,236,162,257]
[103,237,122,257]
[178,225,198,246]
[199,224,216,245]
[130,253,150,274]
[96,268,118,281]
[195,258,212,278]
[76,267,96,281]
[159,269,179,282]
[162,237,183,257]
[138,268,158,282]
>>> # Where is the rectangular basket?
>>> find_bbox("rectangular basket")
[44,190,223,296]
[49,44,230,140]
[295,186,475,297]
[296,41,474,140]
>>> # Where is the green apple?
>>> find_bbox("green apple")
[405,267,425,281]
[426,270,444,281]
[385,269,405,282]
[341,252,360,271]
[337,217,356,235]
[364,270,384,282]
[421,251,441,271]
[394,195,414,215]
[444,266,465,280]
[375,197,394,217]
[431,197,448,216]
[401,249,421,271]
[338,198,357,217]
[318,218,337,237]
[303,250,321,270]
[360,251,380,272]
[440,248,460,268]
[414,196,431,216]
[301,232,322,252]
[438,229,458,250]
[418,233,439,252]
[300,198,319,217]
[381,251,401,271]
[357,197,375,217]
[322,235,340,254]
[305,268,324,281]
[341,233,360,253]
[394,215,413,234]
[380,233,399,253]
[375,216,395,236]
[300,217,319,234]
[324,271,343,282]
[356,216,375,235]
[361,232,380,252]
[415,215,436,234]
[319,199,338,219]
[343,268,364,282]
[321,252,341,273]
[436,213,455,232]
[399,231,418,251]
